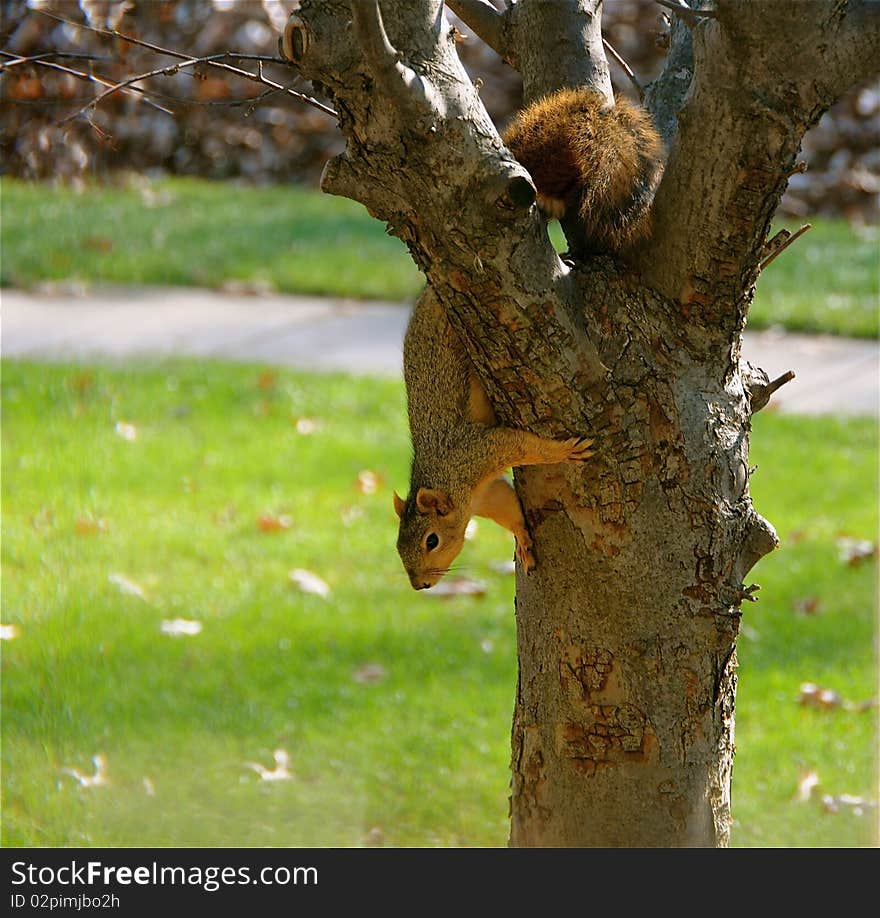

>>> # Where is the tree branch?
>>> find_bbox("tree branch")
[507,0,612,105]
[655,0,718,24]
[640,0,880,348]
[446,0,510,61]
[0,51,109,70]
[602,37,643,101]
[644,15,693,146]
[758,223,811,272]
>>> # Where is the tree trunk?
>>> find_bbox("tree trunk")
[285,0,880,846]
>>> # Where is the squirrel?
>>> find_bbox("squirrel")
[394,88,663,589]
[394,288,594,590]
[501,87,664,253]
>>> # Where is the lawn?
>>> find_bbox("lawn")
[2,176,878,337]
[1,359,876,847]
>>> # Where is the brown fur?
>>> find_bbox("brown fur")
[502,87,664,253]
[395,289,595,590]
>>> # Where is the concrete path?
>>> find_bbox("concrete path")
[2,286,877,416]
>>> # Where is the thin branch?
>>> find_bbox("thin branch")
[32,7,336,118]
[762,370,796,398]
[0,51,109,70]
[66,52,217,120]
[446,0,507,59]
[0,51,173,116]
[759,223,812,271]
[655,0,718,23]
[602,37,643,101]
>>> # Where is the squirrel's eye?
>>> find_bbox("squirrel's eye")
[426,533,439,551]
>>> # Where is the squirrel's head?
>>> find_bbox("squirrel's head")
[393,487,468,590]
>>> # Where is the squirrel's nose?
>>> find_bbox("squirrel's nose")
[415,581,431,590]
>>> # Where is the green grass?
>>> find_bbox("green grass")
[0,177,424,302]
[1,360,877,847]
[748,220,879,339]
[2,177,877,337]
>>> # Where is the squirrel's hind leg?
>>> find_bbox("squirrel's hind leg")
[471,476,536,573]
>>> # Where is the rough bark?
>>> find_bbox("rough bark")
[283,0,880,846]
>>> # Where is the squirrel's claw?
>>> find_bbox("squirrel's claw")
[565,436,595,462]
[515,532,537,573]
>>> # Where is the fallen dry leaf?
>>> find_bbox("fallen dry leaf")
[70,372,93,394]
[836,537,877,566]
[793,596,822,616]
[821,793,877,816]
[0,624,20,641]
[75,516,107,536]
[797,682,876,712]
[289,568,331,599]
[352,663,388,684]
[108,573,146,601]
[294,417,320,435]
[356,469,383,495]
[427,577,488,598]
[61,755,107,788]
[794,768,821,802]
[160,618,202,637]
[364,827,384,847]
[114,421,137,442]
[143,777,156,797]
[340,505,364,527]
[257,512,292,532]
[257,371,278,391]
[798,682,842,710]
[245,749,293,782]
[84,235,113,253]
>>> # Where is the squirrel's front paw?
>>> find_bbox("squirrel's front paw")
[564,436,595,462]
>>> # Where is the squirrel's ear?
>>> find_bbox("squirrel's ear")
[393,491,406,519]
[415,487,453,517]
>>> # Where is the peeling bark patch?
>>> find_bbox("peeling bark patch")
[567,504,633,556]
[560,645,615,705]
[511,723,550,829]
[555,706,659,775]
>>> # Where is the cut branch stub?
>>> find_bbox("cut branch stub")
[741,361,796,414]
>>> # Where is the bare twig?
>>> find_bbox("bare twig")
[32,7,336,118]
[0,51,172,115]
[759,223,812,271]
[0,51,108,70]
[66,52,221,120]
[446,0,507,58]
[762,371,796,399]
[655,0,718,23]
[602,37,643,101]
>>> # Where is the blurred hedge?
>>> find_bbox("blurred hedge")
[1,0,877,223]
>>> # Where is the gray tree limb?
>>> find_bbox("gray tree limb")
[641,0,880,352]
